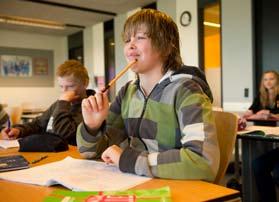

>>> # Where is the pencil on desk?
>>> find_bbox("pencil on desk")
[31,155,48,164]
[102,59,137,92]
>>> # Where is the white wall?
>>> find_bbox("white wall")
[222,0,253,111]
[83,26,94,88]
[84,23,104,90]
[158,0,199,66]
[114,13,129,92]
[206,68,221,107]
[176,0,199,66]
[0,30,67,110]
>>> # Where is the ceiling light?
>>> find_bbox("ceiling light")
[0,15,65,30]
[204,21,220,28]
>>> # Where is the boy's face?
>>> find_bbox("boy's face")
[57,75,87,97]
[123,26,163,74]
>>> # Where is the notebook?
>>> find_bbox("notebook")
[0,156,150,191]
[238,125,279,137]
[0,139,20,149]
[0,155,29,172]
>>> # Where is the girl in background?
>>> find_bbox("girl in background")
[243,70,279,126]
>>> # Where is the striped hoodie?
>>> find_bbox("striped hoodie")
[77,65,220,181]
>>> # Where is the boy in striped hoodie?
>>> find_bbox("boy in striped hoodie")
[77,9,219,181]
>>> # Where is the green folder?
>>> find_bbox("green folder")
[44,186,171,202]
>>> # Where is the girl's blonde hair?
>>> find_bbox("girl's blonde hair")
[260,70,279,108]
[122,9,183,73]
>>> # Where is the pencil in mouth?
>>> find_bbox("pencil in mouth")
[102,59,138,92]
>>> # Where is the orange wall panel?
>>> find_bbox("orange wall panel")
[204,33,220,69]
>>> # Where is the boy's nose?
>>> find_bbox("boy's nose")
[129,38,136,49]
[61,87,67,92]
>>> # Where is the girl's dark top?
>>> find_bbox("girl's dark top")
[249,94,279,126]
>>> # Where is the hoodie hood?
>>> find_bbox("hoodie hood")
[170,65,213,102]
[134,65,213,103]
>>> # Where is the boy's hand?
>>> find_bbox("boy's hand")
[81,91,109,130]
[1,128,20,140]
[101,145,123,166]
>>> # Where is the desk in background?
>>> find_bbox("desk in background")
[246,117,279,126]
[0,146,240,202]
[21,107,44,123]
[237,130,279,202]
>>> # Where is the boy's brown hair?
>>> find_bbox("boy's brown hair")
[56,60,89,85]
[123,9,183,73]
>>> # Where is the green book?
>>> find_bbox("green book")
[44,186,171,202]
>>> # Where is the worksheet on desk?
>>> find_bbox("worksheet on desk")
[238,125,279,136]
[0,139,19,149]
[0,156,151,191]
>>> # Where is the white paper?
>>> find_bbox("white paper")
[0,156,151,191]
[238,125,279,136]
[0,139,19,149]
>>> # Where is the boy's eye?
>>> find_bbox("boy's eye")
[137,36,146,40]
[124,39,131,43]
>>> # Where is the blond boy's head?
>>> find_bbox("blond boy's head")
[56,60,89,86]
[123,9,183,73]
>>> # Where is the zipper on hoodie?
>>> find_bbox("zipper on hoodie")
[134,84,158,151]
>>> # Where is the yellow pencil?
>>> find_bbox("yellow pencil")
[102,59,137,92]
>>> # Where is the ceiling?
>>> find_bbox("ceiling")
[0,0,156,36]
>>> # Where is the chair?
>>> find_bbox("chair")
[213,111,238,184]
[8,106,23,125]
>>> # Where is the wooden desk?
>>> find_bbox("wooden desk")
[22,108,45,114]
[21,114,42,123]
[21,108,44,123]
[246,117,279,126]
[0,146,240,202]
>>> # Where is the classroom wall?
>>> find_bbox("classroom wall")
[158,0,199,67]
[0,29,67,110]
[84,23,104,90]
[221,0,253,112]
[114,12,128,92]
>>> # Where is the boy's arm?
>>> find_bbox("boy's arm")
[77,83,130,159]
[13,106,52,137]
[77,111,127,159]
[49,100,81,140]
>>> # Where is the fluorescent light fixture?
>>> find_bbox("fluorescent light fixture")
[0,15,65,30]
[204,21,220,28]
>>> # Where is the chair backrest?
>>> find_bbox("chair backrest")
[8,106,23,125]
[213,111,238,184]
